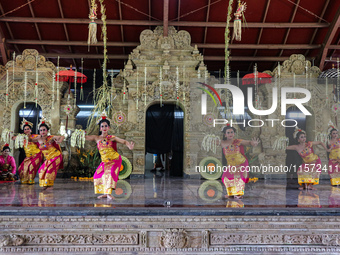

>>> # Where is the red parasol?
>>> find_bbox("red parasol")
[242,72,272,85]
[55,70,87,83]
[55,66,88,130]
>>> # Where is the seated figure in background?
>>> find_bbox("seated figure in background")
[0,144,17,181]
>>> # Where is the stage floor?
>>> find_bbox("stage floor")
[2,174,340,254]
[1,172,340,215]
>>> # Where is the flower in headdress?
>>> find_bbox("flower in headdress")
[293,126,306,139]
[38,117,51,129]
[1,143,10,151]
[96,110,112,125]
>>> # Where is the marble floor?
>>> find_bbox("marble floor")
[1,172,340,212]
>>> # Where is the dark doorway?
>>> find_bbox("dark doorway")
[145,104,184,177]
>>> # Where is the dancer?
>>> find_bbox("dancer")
[220,124,259,199]
[286,126,328,190]
[32,118,64,190]
[85,111,134,200]
[327,121,340,186]
[0,144,16,181]
[12,118,43,184]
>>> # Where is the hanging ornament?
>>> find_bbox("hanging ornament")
[64,104,73,115]
[144,64,147,106]
[293,72,296,99]
[159,66,162,107]
[224,0,234,84]
[123,69,126,104]
[6,70,8,107]
[88,0,98,48]
[254,64,258,108]
[14,134,28,149]
[71,129,86,148]
[57,56,60,101]
[176,66,179,106]
[24,71,27,109]
[110,71,114,104]
[74,69,77,107]
[52,71,55,109]
[113,111,126,126]
[93,68,96,104]
[203,113,216,127]
[136,67,139,110]
[332,103,340,114]
[12,52,15,93]
[337,58,340,103]
[272,136,289,150]
[201,134,221,154]
[1,129,12,144]
[35,55,38,107]
[326,76,328,105]
[80,58,84,100]
[232,1,247,41]
[183,66,186,102]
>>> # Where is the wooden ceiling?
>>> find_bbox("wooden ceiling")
[0,0,339,72]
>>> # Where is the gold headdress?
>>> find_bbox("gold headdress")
[96,110,112,125]
[38,117,51,129]
[293,126,306,139]
[328,120,338,134]
[20,118,33,130]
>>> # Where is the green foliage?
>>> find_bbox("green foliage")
[73,148,101,177]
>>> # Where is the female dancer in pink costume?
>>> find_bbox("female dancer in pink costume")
[220,124,259,199]
[13,118,43,184]
[32,118,64,190]
[327,121,340,186]
[286,126,328,190]
[85,111,134,200]
[0,144,16,181]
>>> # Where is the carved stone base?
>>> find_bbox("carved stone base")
[1,213,340,254]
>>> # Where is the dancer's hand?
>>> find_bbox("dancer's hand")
[126,141,134,150]
[251,138,260,147]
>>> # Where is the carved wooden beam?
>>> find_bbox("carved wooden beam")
[0,17,330,28]
[317,7,340,70]
[6,39,323,50]
[41,53,317,62]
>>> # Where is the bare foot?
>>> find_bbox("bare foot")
[309,185,317,190]
[298,186,304,190]
[42,186,52,191]
[234,195,243,199]
[97,195,107,199]
[107,194,114,200]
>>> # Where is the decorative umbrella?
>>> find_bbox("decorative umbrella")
[318,67,339,84]
[242,72,272,85]
[55,67,88,130]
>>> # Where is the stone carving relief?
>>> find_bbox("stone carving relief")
[265,54,321,77]
[160,229,189,248]
[9,49,57,71]
[210,234,340,246]
[0,235,24,247]
[139,26,193,51]
[1,234,138,246]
